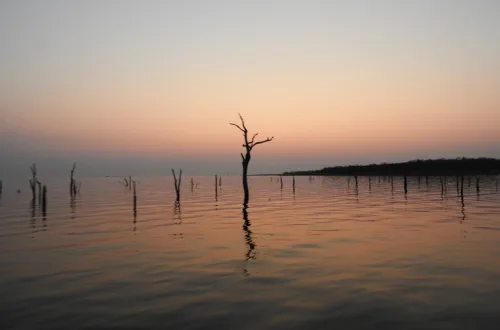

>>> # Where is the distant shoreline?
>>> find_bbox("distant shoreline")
[280,158,500,177]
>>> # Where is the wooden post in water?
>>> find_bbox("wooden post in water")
[292,175,296,194]
[70,162,76,197]
[368,177,371,192]
[280,176,283,190]
[171,169,182,202]
[460,176,464,199]
[29,163,37,201]
[215,175,218,199]
[354,176,358,190]
[133,180,137,216]
[37,181,42,205]
[42,185,47,216]
[190,177,194,191]
[440,177,444,195]
[417,176,421,186]
[476,177,480,195]
[390,176,394,193]
[404,176,408,194]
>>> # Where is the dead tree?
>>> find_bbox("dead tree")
[42,185,47,217]
[172,169,182,202]
[29,164,37,201]
[230,114,273,205]
[37,180,42,204]
[215,175,218,199]
[133,180,137,217]
[70,162,76,197]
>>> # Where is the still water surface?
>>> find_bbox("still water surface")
[1,175,500,329]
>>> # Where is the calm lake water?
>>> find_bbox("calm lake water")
[1,175,500,329]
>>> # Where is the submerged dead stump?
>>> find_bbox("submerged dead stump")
[172,169,182,202]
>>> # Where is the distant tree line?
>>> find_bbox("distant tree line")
[283,158,500,176]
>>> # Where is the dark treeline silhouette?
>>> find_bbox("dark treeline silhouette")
[283,158,500,176]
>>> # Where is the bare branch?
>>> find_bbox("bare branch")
[171,168,177,187]
[240,153,245,161]
[251,136,274,148]
[30,163,36,176]
[238,113,247,131]
[249,133,259,145]
[230,123,245,132]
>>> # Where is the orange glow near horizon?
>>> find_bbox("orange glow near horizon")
[2,1,500,167]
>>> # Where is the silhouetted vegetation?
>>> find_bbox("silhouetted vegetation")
[283,158,500,176]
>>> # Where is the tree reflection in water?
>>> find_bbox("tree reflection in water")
[242,205,256,276]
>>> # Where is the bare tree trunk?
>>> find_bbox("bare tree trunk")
[172,169,182,202]
[42,185,47,217]
[29,163,37,201]
[133,180,137,217]
[70,163,76,197]
[242,158,250,206]
[215,175,218,200]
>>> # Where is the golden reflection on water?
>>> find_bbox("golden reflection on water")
[1,175,500,329]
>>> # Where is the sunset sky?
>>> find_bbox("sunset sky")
[1,0,500,176]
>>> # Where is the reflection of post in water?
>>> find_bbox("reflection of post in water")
[70,195,76,219]
[30,198,36,228]
[460,176,464,199]
[173,201,182,225]
[242,205,256,275]
[368,176,371,193]
[460,188,466,224]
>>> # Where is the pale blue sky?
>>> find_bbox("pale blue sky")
[1,0,500,176]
